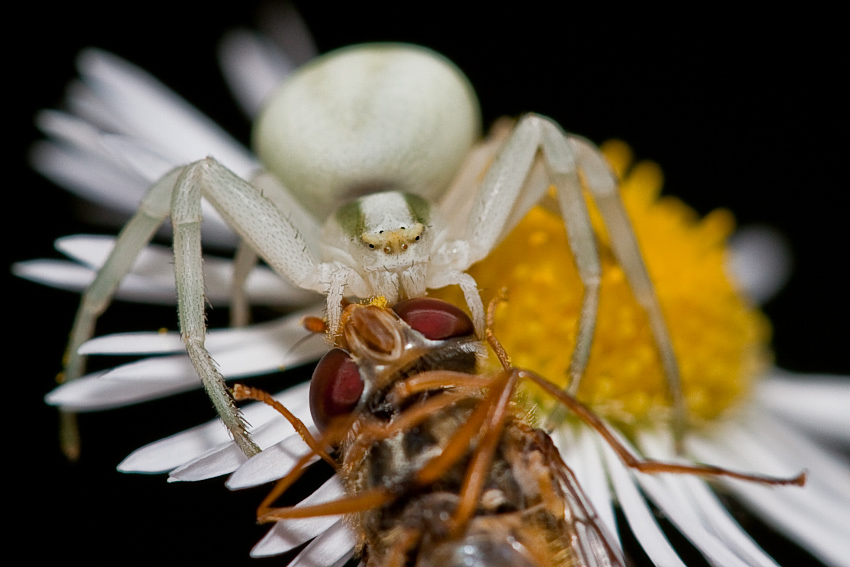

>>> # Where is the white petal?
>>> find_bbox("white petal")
[553,424,618,541]
[327,552,357,567]
[168,386,313,480]
[249,477,345,556]
[728,225,792,304]
[168,407,318,482]
[76,48,259,178]
[37,108,188,194]
[255,1,318,67]
[45,370,198,410]
[36,109,125,163]
[253,518,345,558]
[81,306,325,355]
[639,433,780,567]
[720,480,850,567]
[217,1,315,119]
[80,330,186,355]
[30,139,151,215]
[757,372,850,444]
[53,235,319,306]
[13,259,181,304]
[118,416,232,473]
[44,358,210,409]
[94,133,244,247]
[15,242,290,304]
[689,411,850,566]
[32,139,240,245]
[119,382,311,473]
[64,78,126,133]
[636,473,753,566]
[227,429,320,489]
[602,441,687,567]
[100,328,324,383]
[86,356,199,383]
[49,320,323,409]
[708,410,850,507]
[57,234,176,281]
[218,29,296,118]
[289,520,356,567]
[52,309,326,412]
[35,94,238,247]
[600,427,758,567]
[99,132,186,182]
[167,441,249,482]
[276,515,346,546]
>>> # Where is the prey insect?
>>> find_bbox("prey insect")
[37,39,682,459]
[235,297,805,567]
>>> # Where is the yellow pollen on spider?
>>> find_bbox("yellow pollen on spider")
[432,140,772,429]
[361,223,424,254]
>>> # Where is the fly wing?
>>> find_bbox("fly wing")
[548,443,626,567]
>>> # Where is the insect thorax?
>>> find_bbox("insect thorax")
[345,403,575,567]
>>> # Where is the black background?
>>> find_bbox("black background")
[9,2,847,565]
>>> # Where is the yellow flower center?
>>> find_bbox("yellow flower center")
[433,140,772,430]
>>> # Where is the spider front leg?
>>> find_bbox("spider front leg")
[224,170,323,328]
[169,158,334,456]
[59,158,328,458]
[58,168,181,459]
[460,113,685,444]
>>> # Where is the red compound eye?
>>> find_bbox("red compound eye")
[310,349,364,432]
[392,297,474,340]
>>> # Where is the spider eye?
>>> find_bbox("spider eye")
[310,349,364,432]
[392,298,474,340]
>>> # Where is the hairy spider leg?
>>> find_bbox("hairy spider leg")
[226,171,323,328]
[60,157,334,458]
[457,114,685,448]
[59,168,180,460]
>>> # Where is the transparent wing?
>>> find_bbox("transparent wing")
[548,441,626,567]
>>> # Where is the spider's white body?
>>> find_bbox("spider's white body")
[255,44,480,219]
[38,43,682,457]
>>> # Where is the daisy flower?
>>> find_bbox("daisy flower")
[15,3,848,566]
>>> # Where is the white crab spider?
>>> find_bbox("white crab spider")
[59,42,683,457]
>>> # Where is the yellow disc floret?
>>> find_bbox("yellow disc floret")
[433,140,771,429]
